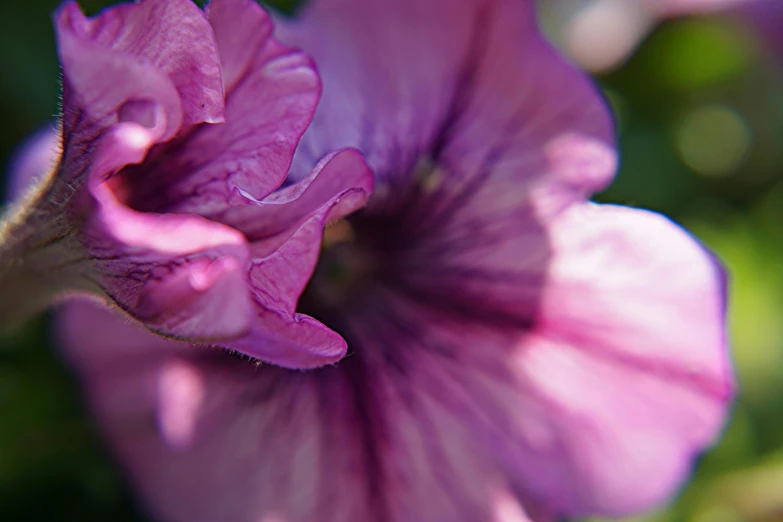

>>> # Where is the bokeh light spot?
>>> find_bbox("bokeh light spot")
[652,19,756,91]
[675,104,751,177]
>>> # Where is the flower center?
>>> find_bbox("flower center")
[298,156,492,340]
[298,212,391,337]
[299,153,546,350]
[296,157,443,339]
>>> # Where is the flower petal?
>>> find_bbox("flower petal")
[55,3,186,183]
[279,0,615,213]
[33,0,338,346]
[56,0,223,132]
[225,182,372,369]
[223,148,374,243]
[57,202,731,521]
[500,204,733,516]
[73,120,252,342]
[51,3,732,522]
[114,0,321,216]
[86,181,252,341]
[57,300,540,522]
[206,0,274,93]
[5,125,61,202]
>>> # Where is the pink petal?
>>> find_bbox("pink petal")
[67,120,251,341]
[225,182,371,369]
[56,0,223,131]
[199,149,373,368]
[85,189,251,341]
[114,0,321,216]
[206,0,274,93]
[5,125,61,201]
[57,13,182,154]
[223,148,374,244]
[499,204,733,516]
[156,360,206,449]
[58,298,183,370]
[57,201,733,520]
[279,0,615,214]
[36,0,357,347]
[57,300,538,522]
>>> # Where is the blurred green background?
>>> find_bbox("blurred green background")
[1,1,783,521]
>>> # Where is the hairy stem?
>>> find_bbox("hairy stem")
[0,179,90,329]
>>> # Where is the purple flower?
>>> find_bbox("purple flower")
[2,0,373,368]
[51,0,732,521]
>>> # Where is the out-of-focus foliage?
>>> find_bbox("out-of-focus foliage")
[1,1,783,521]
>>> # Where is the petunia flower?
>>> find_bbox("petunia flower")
[54,0,733,521]
[1,0,373,368]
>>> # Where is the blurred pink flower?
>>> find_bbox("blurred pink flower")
[543,0,771,71]
[657,0,762,16]
[2,0,372,367]
[743,1,783,57]
[55,0,734,521]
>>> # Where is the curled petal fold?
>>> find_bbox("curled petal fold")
[69,119,252,341]
[111,0,322,216]
[0,0,378,345]
[226,181,372,369]
[87,182,251,341]
[225,149,374,244]
[56,0,223,131]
